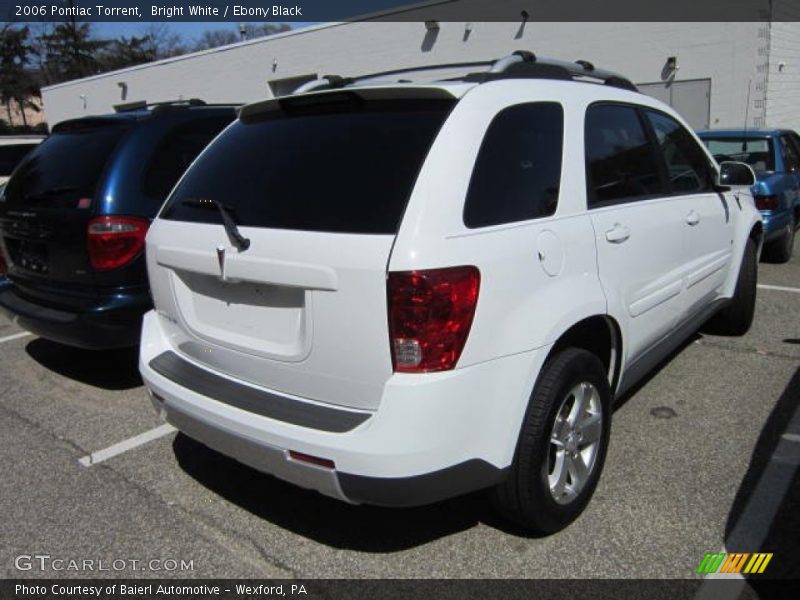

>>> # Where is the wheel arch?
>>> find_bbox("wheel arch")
[543,315,623,396]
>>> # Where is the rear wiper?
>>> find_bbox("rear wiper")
[24,186,79,201]
[181,198,251,251]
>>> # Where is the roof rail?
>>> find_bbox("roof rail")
[289,51,638,95]
[467,51,637,91]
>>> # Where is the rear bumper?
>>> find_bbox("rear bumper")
[761,209,793,240]
[0,282,150,349]
[139,311,546,507]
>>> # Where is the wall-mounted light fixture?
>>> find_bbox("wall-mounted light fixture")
[272,58,278,73]
[117,81,127,101]
[79,94,87,110]
[661,56,679,81]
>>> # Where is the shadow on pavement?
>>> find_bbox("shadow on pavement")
[24,338,142,391]
[173,432,498,552]
[724,366,800,593]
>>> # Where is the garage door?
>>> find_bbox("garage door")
[638,79,711,130]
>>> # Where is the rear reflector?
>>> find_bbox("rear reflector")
[388,266,480,373]
[87,216,149,271]
[754,195,779,211]
[288,451,335,469]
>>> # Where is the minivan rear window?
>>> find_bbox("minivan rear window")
[0,144,38,177]
[161,98,453,234]
[3,121,131,204]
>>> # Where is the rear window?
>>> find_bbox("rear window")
[161,97,453,234]
[3,122,130,204]
[0,143,39,177]
[142,116,234,201]
[701,137,775,172]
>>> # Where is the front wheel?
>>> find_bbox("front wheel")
[492,348,612,533]
[706,238,757,336]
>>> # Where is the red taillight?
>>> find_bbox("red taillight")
[388,266,480,373]
[87,216,149,271]
[754,195,779,211]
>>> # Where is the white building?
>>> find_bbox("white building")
[41,2,800,132]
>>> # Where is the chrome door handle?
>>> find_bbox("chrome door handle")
[605,223,631,244]
[686,211,701,226]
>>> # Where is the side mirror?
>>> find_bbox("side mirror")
[717,161,756,187]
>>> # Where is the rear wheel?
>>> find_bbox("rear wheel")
[706,238,757,336]
[764,218,795,263]
[492,348,611,533]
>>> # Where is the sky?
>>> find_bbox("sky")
[93,21,319,44]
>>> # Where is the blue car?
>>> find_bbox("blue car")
[0,100,238,348]
[698,129,800,263]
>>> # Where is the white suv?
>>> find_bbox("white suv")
[139,52,761,533]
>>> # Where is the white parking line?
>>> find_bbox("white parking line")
[758,284,800,294]
[78,424,176,467]
[782,433,800,444]
[0,331,31,344]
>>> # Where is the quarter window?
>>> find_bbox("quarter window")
[585,104,663,206]
[645,110,712,193]
[464,103,563,228]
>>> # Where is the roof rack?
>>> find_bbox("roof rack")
[290,51,637,95]
[113,99,242,113]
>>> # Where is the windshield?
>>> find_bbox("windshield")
[701,137,774,172]
[3,121,131,204]
[161,97,453,235]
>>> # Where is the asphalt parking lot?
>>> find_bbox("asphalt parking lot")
[1,247,798,582]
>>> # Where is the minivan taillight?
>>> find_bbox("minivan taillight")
[388,266,480,373]
[754,195,779,211]
[87,216,149,271]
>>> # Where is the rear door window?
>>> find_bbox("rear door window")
[161,97,453,234]
[585,104,664,207]
[3,121,131,205]
[779,135,800,173]
[464,102,563,228]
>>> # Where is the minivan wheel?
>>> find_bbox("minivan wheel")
[492,348,611,534]
[705,238,757,336]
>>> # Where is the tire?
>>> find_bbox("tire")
[492,348,612,534]
[707,238,757,336]
[764,218,795,264]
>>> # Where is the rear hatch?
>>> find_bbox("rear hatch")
[149,90,454,410]
[0,118,133,306]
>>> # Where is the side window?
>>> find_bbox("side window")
[142,116,233,200]
[645,110,712,194]
[779,135,800,173]
[585,104,663,207]
[464,102,563,228]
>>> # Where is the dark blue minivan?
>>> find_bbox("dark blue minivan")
[0,100,238,348]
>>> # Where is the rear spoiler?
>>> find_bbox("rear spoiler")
[237,86,461,122]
